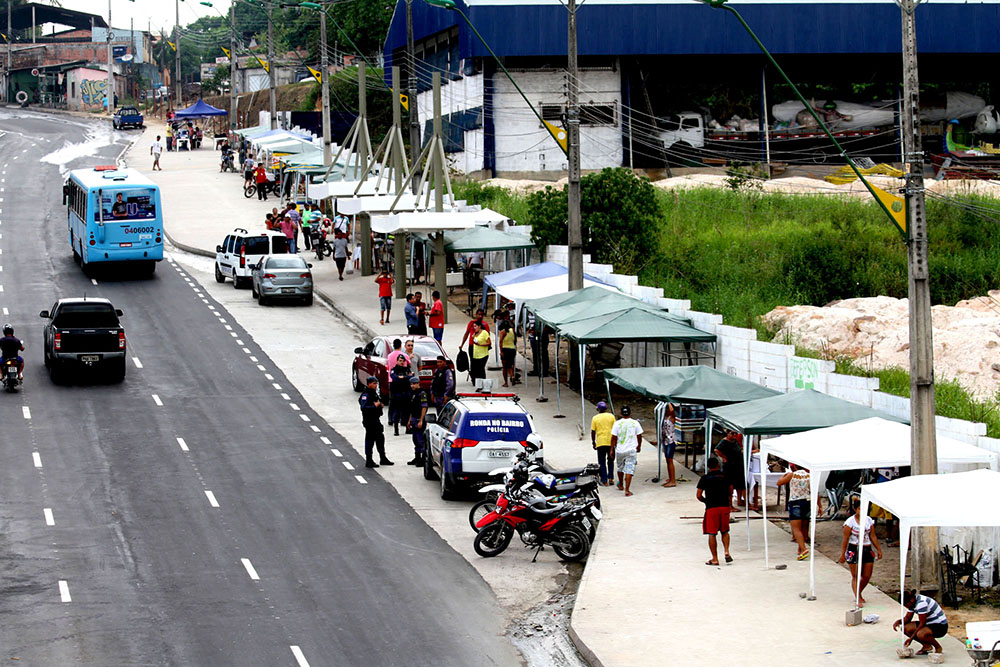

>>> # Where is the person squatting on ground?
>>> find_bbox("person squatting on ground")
[838,495,883,606]
[590,401,616,486]
[697,457,732,566]
[777,463,811,560]
[610,406,642,497]
[407,376,429,466]
[359,375,393,468]
[388,354,412,437]
[894,590,948,656]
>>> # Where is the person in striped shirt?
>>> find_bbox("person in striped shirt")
[894,589,948,655]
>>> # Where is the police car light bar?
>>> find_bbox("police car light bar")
[455,392,519,399]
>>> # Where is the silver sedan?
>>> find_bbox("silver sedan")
[251,254,314,306]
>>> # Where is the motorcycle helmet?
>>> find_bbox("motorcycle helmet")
[524,433,543,453]
[2,324,12,336]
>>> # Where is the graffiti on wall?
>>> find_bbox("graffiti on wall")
[80,79,107,106]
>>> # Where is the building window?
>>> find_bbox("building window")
[580,103,616,126]
[541,104,564,121]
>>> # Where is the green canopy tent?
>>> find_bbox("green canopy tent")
[706,388,908,550]
[604,365,780,480]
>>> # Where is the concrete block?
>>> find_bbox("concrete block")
[717,324,758,341]
[845,608,863,626]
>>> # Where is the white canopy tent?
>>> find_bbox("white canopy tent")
[760,418,998,597]
[369,209,509,235]
[859,468,1000,645]
[497,274,617,304]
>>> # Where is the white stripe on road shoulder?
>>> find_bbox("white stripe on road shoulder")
[90,278,98,286]
[256,364,265,371]
[1,307,7,316]
[58,580,71,603]
[290,646,311,667]
[22,406,30,419]
[132,357,143,369]
[240,558,260,581]
[331,448,342,457]
[342,461,354,470]
[299,414,310,422]
[272,383,281,390]
[235,339,244,346]
[280,393,290,401]
[224,325,232,331]
[310,425,320,432]
[242,348,251,354]
[43,508,54,526]
[249,356,257,362]
[32,452,41,468]
[151,394,163,406]
[205,490,220,508]
[355,475,368,485]
[264,374,274,381]
[289,403,300,411]
[176,437,189,452]
[320,437,331,445]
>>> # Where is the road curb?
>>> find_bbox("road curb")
[163,228,379,340]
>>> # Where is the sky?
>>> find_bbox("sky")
[56,0,236,36]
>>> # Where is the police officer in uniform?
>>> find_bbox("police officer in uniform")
[359,375,393,468]
[430,355,454,410]
[407,376,430,466]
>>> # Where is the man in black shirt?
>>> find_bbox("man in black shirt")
[430,355,454,409]
[111,193,128,218]
[359,375,393,468]
[714,430,745,509]
[0,324,24,378]
[407,376,429,466]
[697,457,732,566]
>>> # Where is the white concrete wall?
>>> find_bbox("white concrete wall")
[413,68,622,176]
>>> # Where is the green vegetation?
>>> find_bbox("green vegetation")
[453,181,532,227]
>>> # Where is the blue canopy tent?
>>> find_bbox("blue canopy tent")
[174,99,228,119]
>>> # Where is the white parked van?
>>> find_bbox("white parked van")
[215,228,289,288]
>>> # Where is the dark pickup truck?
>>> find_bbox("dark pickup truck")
[112,106,144,130]
[40,298,126,382]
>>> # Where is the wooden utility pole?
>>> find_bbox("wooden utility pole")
[319,4,331,166]
[566,0,582,291]
[899,0,939,591]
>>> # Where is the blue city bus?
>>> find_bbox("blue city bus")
[63,166,163,274]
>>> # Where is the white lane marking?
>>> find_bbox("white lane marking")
[248,356,257,362]
[290,646,311,667]
[224,325,232,331]
[22,406,30,419]
[229,331,237,338]
[256,364,265,371]
[280,393,290,401]
[240,558,260,581]
[32,452,41,468]
[90,278,98,286]
[205,490,220,508]
[151,394,163,406]
[0,285,4,292]
[289,403,300,411]
[58,580,71,603]
[310,425,320,433]
[43,508,54,526]
[331,448,342,457]
[132,357,143,369]
[176,437,189,452]
[202,299,210,305]
[299,414,310,422]
[242,348,251,354]
[355,475,368,485]
[272,383,281,390]
[264,373,274,381]
[1,308,6,316]
[0,247,3,253]
[235,339,244,346]
[320,437,331,445]
[342,461,354,471]
[218,318,226,323]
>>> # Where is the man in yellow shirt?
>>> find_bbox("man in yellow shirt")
[470,320,491,383]
[591,401,616,486]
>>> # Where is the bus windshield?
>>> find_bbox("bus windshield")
[96,189,156,221]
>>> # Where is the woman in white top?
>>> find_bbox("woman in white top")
[837,495,883,606]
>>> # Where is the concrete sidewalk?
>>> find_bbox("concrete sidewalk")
[126,121,963,666]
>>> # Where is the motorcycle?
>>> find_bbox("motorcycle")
[311,225,333,261]
[220,149,235,173]
[2,358,21,392]
[473,483,598,562]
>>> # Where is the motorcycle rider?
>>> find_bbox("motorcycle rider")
[0,324,25,379]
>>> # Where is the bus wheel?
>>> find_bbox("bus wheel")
[145,261,156,277]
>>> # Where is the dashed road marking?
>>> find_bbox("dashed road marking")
[289,403,300,411]
[249,356,258,362]
[299,414,310,422]
[280,393,290,400]
[320,437,331,445]
[22,406,30,419]
[331,448,342,457]
[132,357,143,369]
[58,580,71,603]
[152,394,163,406]
[342,461,354,470]
[177,437,189,452]
[264,373,274,381]
[240,558,260,581]
[256,364,265,371]
[242,348,251,354]
[1,308,7,316]
[272,383,281,390]
[355,475,368,485]
[229,331,237,338]
[290,646,311,667]
[235,339,244,346]
[32,452,41,468]
[205,490,220,508]
[224,325,232,331]
[43,508,54,526]
[310,425,320,433]
[90,278,98,286]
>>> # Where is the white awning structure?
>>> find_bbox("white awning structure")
[496,273,615,304]
[859,468,1000,646]
[335,194,425,215]
[307,180,385,200]
[370,209,510,234]
[760,418,998,598]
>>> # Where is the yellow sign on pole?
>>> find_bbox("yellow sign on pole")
[307,66,322,84]
[870,184,907,235]
[543,119,568,153]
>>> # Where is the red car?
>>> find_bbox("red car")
[352,335,453,395]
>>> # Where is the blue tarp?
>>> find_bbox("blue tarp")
[174,98,227,119]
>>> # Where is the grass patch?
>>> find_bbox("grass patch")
[453,180,531,227]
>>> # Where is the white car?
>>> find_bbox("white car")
[215,228,288,288]
[424,392,540,500]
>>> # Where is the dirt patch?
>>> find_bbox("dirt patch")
[508,566,587,667]
[204,82,318,126]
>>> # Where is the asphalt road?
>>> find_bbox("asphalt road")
[0,109,518,666]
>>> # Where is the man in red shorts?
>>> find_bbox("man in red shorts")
[697,457,732,566]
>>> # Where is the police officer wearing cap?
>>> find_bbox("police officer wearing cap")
[359,375,393,468]
[407,375,429,466]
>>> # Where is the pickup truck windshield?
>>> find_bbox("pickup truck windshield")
[53,304,119,328]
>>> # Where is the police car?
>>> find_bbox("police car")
[424,391,540,500]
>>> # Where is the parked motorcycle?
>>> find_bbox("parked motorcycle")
[311,226,333,261]
[2,358,21,392]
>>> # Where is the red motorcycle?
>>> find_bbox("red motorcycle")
[473,486,596,562]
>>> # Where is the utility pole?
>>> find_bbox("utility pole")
[7,0,12,103]
[566,0,583,291]
[432,71,447,323]
[899,0,939,592]
[406,0,420,194]
[319,5,331,165]
[107,0,114,114]
[229,1,237,130]
[268,1,276,129]
[175,0,181,107]
[130,17,134,103]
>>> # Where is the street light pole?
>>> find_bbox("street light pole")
[175,0,182,107]
[406,0,420,194]
[899,0,939,591]
[5,0,10,103]
[268,1,276,129]
[319,5,331,166]
[566,0,582,291]
[229,1,237,130]
[107,0,114,114]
